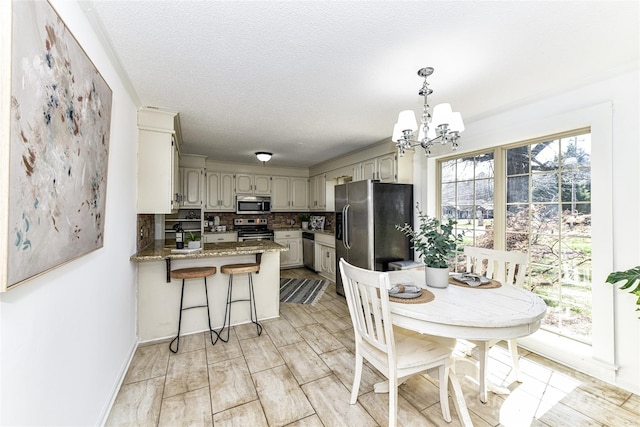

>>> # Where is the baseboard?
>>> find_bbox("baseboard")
[137,316,282,346]
[96,335,139,426]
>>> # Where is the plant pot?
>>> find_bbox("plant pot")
[188,241,201,249]
[302,221,309,230]
[425,266,449,288]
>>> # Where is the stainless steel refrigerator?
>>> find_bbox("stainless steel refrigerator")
[335,180,413,296]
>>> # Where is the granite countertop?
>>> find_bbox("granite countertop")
[272,228,334,235]
[130,240,287,262]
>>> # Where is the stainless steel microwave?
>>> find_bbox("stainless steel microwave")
[236,196,271,214]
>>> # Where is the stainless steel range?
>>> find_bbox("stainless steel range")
[234,218,274,242]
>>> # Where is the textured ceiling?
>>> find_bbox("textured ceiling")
[83,1,639,167]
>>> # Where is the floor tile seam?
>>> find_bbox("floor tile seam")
[575,383,635,408]
[619,393,640,414]
[247,360,288,376]
[290,370,335,388]
[251,362,318,425]
[205,357,216,419]
[533,399,603,426]
[122,373,168,387]
[560,390,640,424]
[209,398,261,417]
[299,373,369,425]
[159,384,211,404]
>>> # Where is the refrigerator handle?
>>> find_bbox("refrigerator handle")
[342,204,351,249]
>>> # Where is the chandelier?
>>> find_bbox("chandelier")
[392,67,464,157]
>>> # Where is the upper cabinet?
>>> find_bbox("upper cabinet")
[137,107,182,214]
[179,154,206,208]
[360,153,397,182]
[205,171,235,211]
[309,174,327,211]
[236,173,271,195]
[180,167,203,208]
[272,176,308,211]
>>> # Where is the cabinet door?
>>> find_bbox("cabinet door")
[315,174,326,210]
[235,173,253,194]
[327,247,336,276]
[320,245,336,280]
[138,130,176,214]
[219,173,235,210]
[290,177,309,211]
[276,238,290,266]
[361,159,376,181]
[309,175,325,211]
[254,174,271,195]
[309,176,317,210]
[376,153,396,182]
[171,138,180,210]
[181,167,203,207]
[271,176,290,211]
[205,172,220,210]
[288,238,302,265]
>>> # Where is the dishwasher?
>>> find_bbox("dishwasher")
[302,232,315,271]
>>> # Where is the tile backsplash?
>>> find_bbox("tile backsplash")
[137,214,155,251]
[136,211,334,248]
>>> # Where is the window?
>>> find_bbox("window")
[440,153,495,250]
[439,130,592,343]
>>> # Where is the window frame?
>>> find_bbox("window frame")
[430,102,616,382]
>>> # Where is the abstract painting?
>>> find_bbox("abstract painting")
[2,1,112,290]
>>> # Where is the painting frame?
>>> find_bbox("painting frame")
[0,0,113,291]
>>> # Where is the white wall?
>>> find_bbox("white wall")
[0,1,139,425]
[418,68,640,393]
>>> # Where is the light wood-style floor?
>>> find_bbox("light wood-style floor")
[106,268,640,426]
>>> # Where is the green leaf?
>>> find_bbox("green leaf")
[606,266,640,317]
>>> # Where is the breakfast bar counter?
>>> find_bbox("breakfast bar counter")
[130,240,287,343]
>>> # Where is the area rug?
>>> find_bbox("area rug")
[280,278,328,305]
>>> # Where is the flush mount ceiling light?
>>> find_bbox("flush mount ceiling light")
[255,151,272,163]
[392,67,464,157]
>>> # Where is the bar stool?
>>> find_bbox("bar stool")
[217,262,262,342]
[169,266,218,353]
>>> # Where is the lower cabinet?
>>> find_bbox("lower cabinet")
[275,231,303,268]
[314,233,336,281]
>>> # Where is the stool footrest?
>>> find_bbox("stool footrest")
[169,273,219,353]
[216,269,262,342]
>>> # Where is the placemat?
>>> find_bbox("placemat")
[449,276,501,289]
[377,288,435,304]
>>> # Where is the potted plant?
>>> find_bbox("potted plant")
[606,266,640,317]
[186,231,201,249]
[396,205,462,288]
[298,213,310,230]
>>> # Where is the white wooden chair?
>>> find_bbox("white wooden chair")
[463,246,529,402]
[339,258,455,426]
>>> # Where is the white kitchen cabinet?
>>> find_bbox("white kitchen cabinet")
[314,233,336,281]
[180,167,204,207]
[203,232,237,243]
[275,230,303,268]
[290,177,309,210]
[236,173,271,195]
[309,174,326,211]
[319,245,336,281]
[137,108,182,214]
[360,153,397,182]
[271,176,290,211]
[205,171,235,211]
[271,176,308,211]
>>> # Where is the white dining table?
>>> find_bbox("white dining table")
[386,269,547,424]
